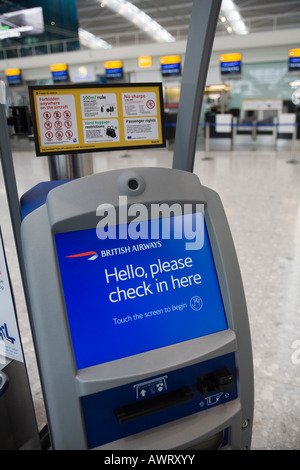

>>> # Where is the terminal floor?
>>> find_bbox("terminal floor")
[1,137,300,450]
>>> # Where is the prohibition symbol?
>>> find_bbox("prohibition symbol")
[44,121,52,129]
[55,130,63,139]
[43,111,51,120]
[64,110,71,119]
[64,120,72,129]
[53,111,61,119]
[65,130,73,138]
[146,99,155,109]
[54,120,62,129]
[45,131,53,140]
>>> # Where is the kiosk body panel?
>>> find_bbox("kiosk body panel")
[21,168,253,449]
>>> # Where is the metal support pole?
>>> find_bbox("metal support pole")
[0,82,40,449]
[292,121,297,155]
[286,121,299,164]
[0,105,23,272]
[273,117,278,148]
[172,0,222,172]
[231,117,237,150]
[252,121,257,141]
[205,122,210,153]
[48,153,94,180]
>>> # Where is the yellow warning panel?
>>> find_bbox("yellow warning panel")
[29,83,165,156]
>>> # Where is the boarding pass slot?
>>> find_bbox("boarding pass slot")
[115,386,194,423]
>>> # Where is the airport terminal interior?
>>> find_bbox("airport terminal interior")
[0,0,300,450]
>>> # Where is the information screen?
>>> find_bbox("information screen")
[160,56,181,77]
[55,213,227,370]
[219,53,242,76]
[5,68,22,86]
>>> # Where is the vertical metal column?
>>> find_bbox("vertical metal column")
[48,153,94,180]
[0,82,40,449]
[172,0,222,173]
[0,103,23,276]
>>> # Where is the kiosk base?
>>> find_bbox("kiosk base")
[81,353,236,449]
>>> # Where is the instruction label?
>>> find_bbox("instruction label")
[122,92,158,116]
[36,94,79,147]
[83,119,119,143]
[29,83,165,155]
[80,93,118,119]
[124,117,158,141]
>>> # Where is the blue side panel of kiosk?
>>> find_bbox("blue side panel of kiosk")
[20,181,70,220]
[81,352,237,449]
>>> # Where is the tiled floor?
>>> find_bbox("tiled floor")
[1,135,300,450]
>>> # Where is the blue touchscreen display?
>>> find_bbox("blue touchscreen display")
[55,213,227,369]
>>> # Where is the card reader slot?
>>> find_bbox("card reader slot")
[115,386,194,423]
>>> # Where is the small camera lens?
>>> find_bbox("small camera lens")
[128,179,139,190]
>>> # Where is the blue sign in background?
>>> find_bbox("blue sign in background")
[220,61,241,75]
[105,68,123,79]
[289,57,300,71]
[55,214,227,369]
[161,63,181,76]
[51,70,69,83]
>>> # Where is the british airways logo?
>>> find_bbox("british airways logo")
[0,323,16,344]
[66,251,98,261]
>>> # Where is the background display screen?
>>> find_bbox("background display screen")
[161,63,181,77]
[220,60,241,75]
[55,214,227,370]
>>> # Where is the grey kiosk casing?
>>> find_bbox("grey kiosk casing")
[21,167,254,450]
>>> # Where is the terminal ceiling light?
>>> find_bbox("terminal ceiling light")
[220,0,248,35]
[79,28,112,49]
[100,0,175,43]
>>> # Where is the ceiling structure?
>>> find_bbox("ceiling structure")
[77,0,300,49]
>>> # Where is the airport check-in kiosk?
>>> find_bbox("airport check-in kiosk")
[3,0,253,451]
[21,166,253,450]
